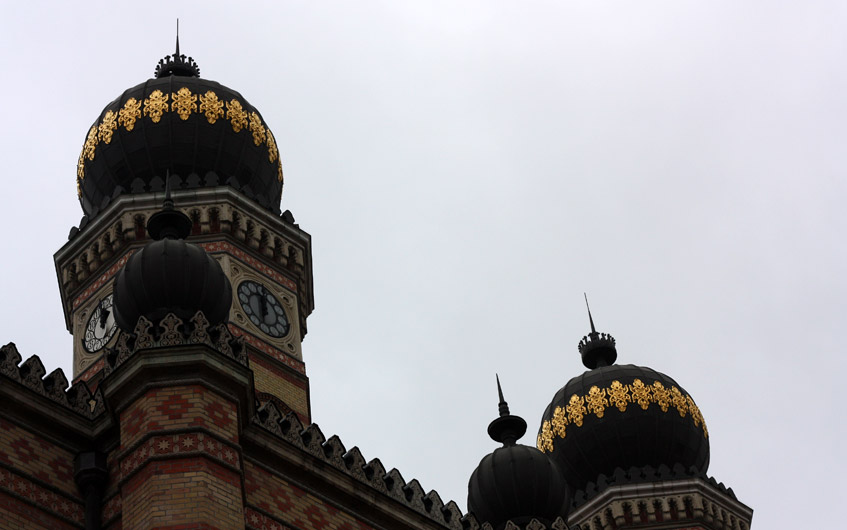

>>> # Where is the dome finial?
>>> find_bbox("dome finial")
[155,22,200,78]
[584,292,596,334]
[175,19,180,58]
[577,295,617,369]
[487,375,527,447]
[146,171,192,240]
[496,374,510,417]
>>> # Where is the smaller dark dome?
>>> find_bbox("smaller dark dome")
[113,197,231,331]
[468,378,569,529]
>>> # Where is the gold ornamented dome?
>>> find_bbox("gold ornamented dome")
[76,37,283,216]
[537,301,710,496]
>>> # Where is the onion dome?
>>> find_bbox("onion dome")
[76,36,283,217]
[112,182,232,332]
[537,298,710,496]
[468,377,569,530]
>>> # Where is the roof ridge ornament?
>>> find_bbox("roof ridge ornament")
[155,19,200,78]
[487,375,527,447]
[578,294,617,369]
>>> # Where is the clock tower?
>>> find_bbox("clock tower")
[53,44,315,423]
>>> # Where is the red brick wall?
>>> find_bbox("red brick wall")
[0,418,77,497]
[0,492,80,529]
[119,385,239,449]
[0,417,84,527]
[243,459,374,530]
[118,385,244,530]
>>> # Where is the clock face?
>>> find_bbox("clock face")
[237,281,290,338]
[84,294,118,353]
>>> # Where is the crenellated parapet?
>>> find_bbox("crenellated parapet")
[251,400,476,529]
[0,343,104,420]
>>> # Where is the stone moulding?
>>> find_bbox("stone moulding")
[252,400,475,530]
[104,311,247,376]
[0,342,104,420]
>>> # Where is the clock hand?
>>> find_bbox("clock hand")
[99,308,111,329]
[259,296,268,319]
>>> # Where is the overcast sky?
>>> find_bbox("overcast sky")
[0,1,844,527]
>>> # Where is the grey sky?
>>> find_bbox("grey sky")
[0,2,844,527]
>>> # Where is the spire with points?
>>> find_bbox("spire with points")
[487,375,527,447]
[155,20,200,78]
[577,294,617,369]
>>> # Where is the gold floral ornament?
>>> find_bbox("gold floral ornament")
[670,386,688,417]
[585,385,609,418]
[83,126,98,161]
[687,395,707,437]
[98,111,118,144]
[118,98,142,131]
[199,90,224,124]
[249,112,266,146]
[566,394,587,427]
[652,381,670,412]
[277,160,284,183]
[171,87,197,121]
[266,127,279,163]
[551,406,568,439]
[538,420,554,453]
[143,90,169,123]
[226,99,248,132]
[629,379,652,410]
[608,380,630,412]
[76,151,85,180]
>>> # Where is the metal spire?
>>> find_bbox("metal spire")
[584,293,597,334]
[175,19,180,58]
[496,374,510,417]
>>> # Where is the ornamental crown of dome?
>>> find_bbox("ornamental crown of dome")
[577,294,617,369]
[155,30,200,78]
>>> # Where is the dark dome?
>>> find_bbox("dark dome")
[76,53,283,217]
[468,380,569,529]
[112,203,232,332]
[537,362,710,494]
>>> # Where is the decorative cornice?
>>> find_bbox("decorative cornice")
[480,519,568,530]
[567,469,752,530]
[104,312,247,376]
[538,378,707,454]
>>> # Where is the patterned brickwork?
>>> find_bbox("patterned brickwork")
[120,385,239,449]
[229,325,305,374]
[243,460,375,530]
[122,459,243,529]
[0,492,81,530]
[0,418,78,498]
[0,468,83,528]
[102,493,122,528]
[250,357,309,421]
[119,432,241,483]
[73,357,105,385]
